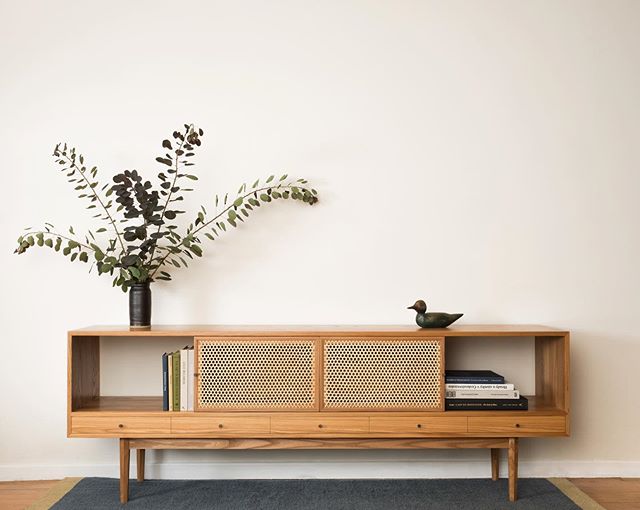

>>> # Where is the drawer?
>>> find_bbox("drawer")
[370,416,467,435]
[71,416,171,436]
[468,415,566,435]
[271,416,369,435]
[171,415,270,436]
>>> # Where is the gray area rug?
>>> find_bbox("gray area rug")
[51,478,581,509]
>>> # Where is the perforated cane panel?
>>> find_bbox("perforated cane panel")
[196,338,317,411]
[323,338,443,411]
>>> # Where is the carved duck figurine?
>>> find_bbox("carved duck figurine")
[407,300,463,328]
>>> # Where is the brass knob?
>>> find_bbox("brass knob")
[417,424,422,429]
[218,424,224,429]
[118,424,124,428]
[515,423,521,428]
[318,424,323,429]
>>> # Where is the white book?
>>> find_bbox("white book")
[187,347,194,411]
[180,347,189,411]
[445,383,515,391]
[446,389,520,399]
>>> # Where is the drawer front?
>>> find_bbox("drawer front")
[196,337,317,411]
[171,415,270,436]
[323,338,444,411]
[271,416,369,435]
[370,416,468,435]
[71,416,171,436]
[468,416,566,435]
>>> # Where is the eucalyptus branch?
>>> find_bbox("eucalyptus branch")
[15,123,318,292]
[148,181,317,279]
[17,230,95,252]
[58,152,126,253]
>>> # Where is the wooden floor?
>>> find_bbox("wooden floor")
[0,478,637,509]
[0,480,60,510]
[569,478,640,510]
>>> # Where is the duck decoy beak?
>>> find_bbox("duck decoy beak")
[407,305,417,311]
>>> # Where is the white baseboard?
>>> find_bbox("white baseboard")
[2,460,640,481]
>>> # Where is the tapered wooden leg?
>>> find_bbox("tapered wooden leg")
[491,448,499,481]
[120,439,130,504]
[136,449,145,482]
[508,438,519,502]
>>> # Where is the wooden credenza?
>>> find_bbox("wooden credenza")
[67,325,570,503]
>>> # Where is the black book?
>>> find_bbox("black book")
[445,396,528,411]
[445,370,505,384]
[162,352,169,411]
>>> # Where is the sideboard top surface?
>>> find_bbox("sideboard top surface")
[69,324,568,337]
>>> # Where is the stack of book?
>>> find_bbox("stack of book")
[162,347,194,411]
[444,370,528,411]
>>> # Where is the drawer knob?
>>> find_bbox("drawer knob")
[218,424,224,429]
[515,423,521,428]
[417,424,422,429]
[118,424,124,428]
[318,424,323,429]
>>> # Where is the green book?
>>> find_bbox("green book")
[172,350,180,411]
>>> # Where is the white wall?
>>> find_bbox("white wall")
[1,0,639,480]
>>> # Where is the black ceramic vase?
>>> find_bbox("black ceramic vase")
[129,282,152,328]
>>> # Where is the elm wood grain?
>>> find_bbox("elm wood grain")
[369,416,467,435]
[70,395,566,416]
[468,415,566,436]
[128,438,511,450]
[535,334,570,417]
[119,439,130,504]
[171,415,271,436]
[491,448,499,481]
[508,438,519,502]
[68,335,99,411]
[270,416,370,435]
[70,324,568,337]
[136,450,145,482]
[71,416,171,437]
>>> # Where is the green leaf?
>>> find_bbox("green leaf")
[27,236,34,246]
[190,244,203,257]
[79,252,88,263]
[228,210,237,220]
[44,238,53,248]
[266,175,275,183]
[129,267,141,279]
[155,157,172,166]
[162,140,172,150]
[68,240,79,249]
[233,197,243,207]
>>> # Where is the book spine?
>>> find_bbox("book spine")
[445,383,515,391]
[162,353,169,411]
[172,351,180,411]
[445,389,520,399]
[445,398,528,411]
[168,353,173,411]
[187,348,194,411]
[180,348,188,411]
[445,377,505,384]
